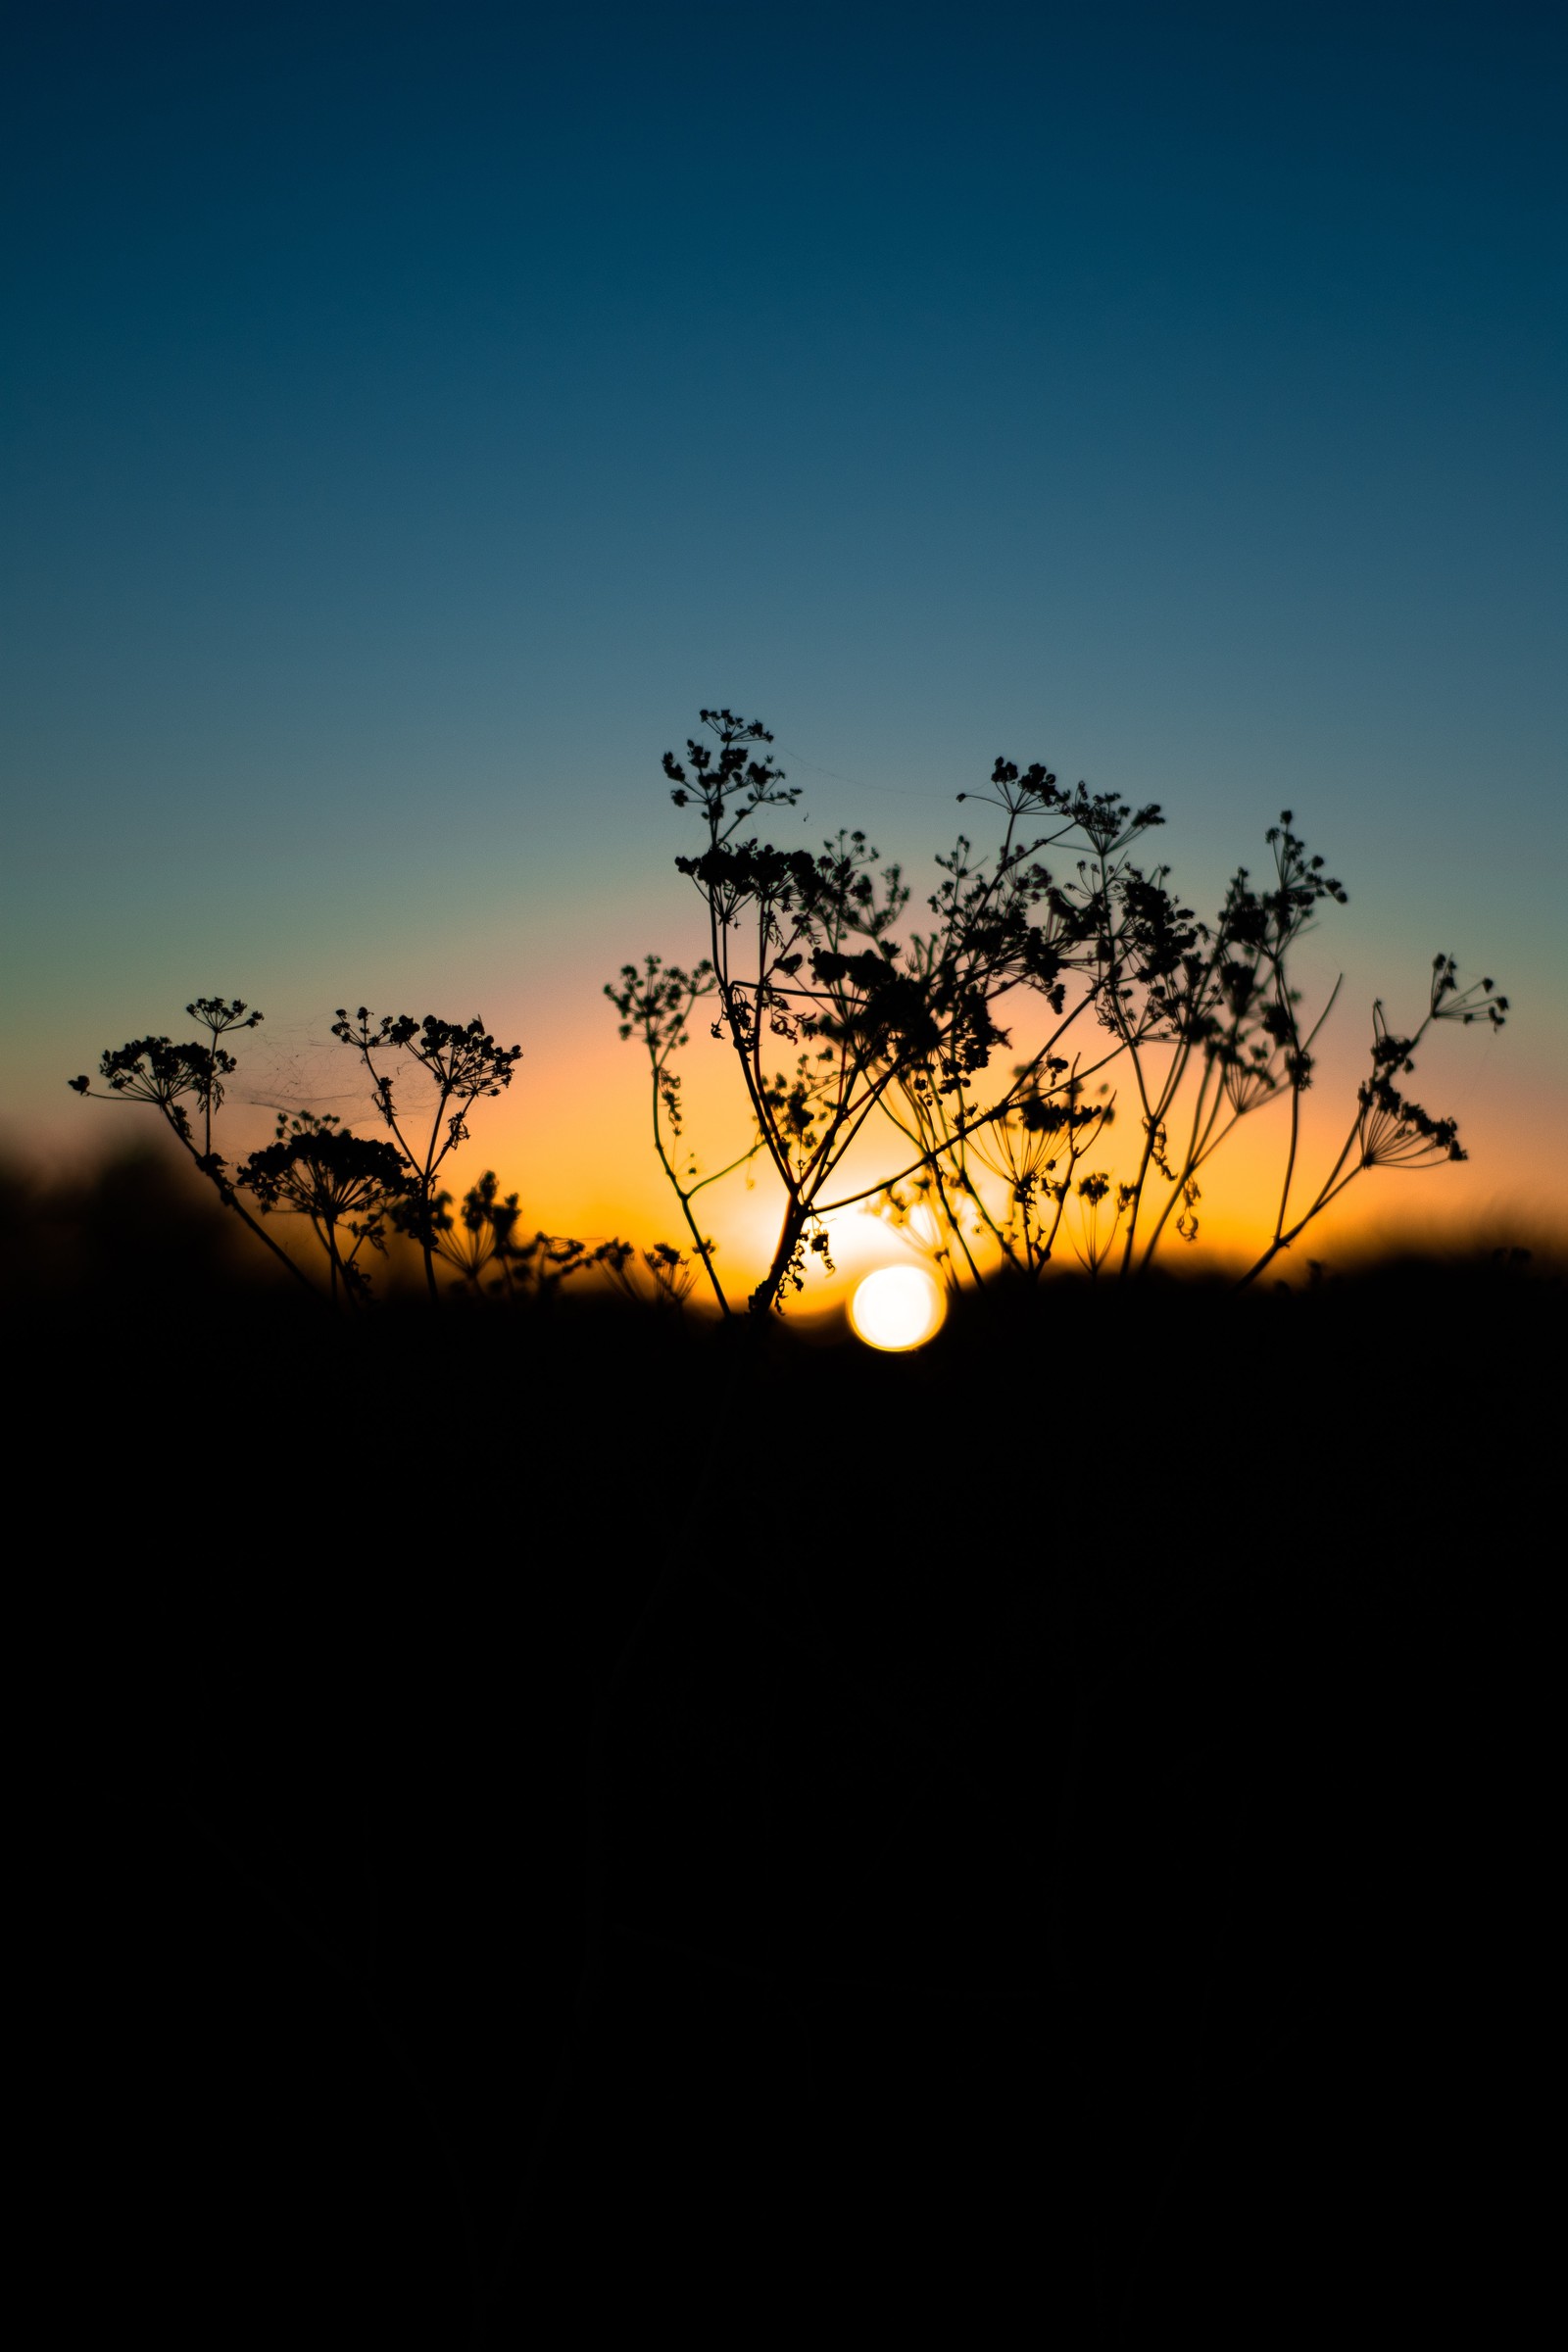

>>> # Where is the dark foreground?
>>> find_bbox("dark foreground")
[14,1160,1556,2342]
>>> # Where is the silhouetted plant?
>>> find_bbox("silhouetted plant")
[417,1169,526,1296]
[65,730,1510,1314]
[1235,957,1507,1286]
[330,1009,522,1301]
[404,1168,670,1310]
[69,1000,643,1312]
[614,712,1156,1315]
[506,1230,599,1298]
[584,1236,701,1310]
[1070,1172,1139,1278]
[955,1058,1119,1276]
[185,998,264,1153]
[433,1193,605,1301]
[616,713,1510,1303]
[917,791,1352,1278]
[864,1169,959,1288]
[237,1111,411,1303]
[68,1009,320,1298]
[603,955,757,1314]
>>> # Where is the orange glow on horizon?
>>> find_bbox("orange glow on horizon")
[24,957,1565,1311]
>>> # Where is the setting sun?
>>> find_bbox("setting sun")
[850,1264,946,1350]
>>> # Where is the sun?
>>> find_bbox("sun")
[849,1264,946,1351]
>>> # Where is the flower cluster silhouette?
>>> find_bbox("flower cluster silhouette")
[67,711,1508,1313]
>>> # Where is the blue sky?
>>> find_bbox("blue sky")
[3,1,1563,1248]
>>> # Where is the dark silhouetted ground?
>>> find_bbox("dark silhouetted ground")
[13,1152,1555,2341]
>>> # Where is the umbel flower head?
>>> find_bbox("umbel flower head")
[236,1113,413,1299]
[1354,1006,1466,1168]
[1356,1075,1466,1170]
[238,1113,411,1225]
[969,1059,1109,1192]
[68,1036,235,1142]
[329,1008,521,1097]
[1428,955,1507,1029]
[186,997,263,1038]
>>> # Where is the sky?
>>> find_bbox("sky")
[3,0,1564,1294]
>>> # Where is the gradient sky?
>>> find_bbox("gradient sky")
[4,0,1564,1287]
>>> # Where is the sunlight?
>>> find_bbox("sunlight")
[906,1201,943,1251]
[850,1264,946,1351]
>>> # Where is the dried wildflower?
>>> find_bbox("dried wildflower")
[186,999,263,1153]
[603,953,758,1315]
[1356,1080,1465,1170]
[72,1035,233,1144]
[1236,959,1500,1287]
[1429,955,1507,1028]
[621,710,1166,1316]
[619,717,1511,1307]
[239,1112,411,1302]
[68,1004,321,1299]
[330,1006,522,1301]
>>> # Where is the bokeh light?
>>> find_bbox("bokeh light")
[850,1265,946,1351]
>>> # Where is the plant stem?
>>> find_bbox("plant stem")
[174,1126,324,1301]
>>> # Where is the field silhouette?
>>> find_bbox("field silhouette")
[23,706,1549,2338]
[19,1144,1552,2342]
[11,0,1560,2318]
